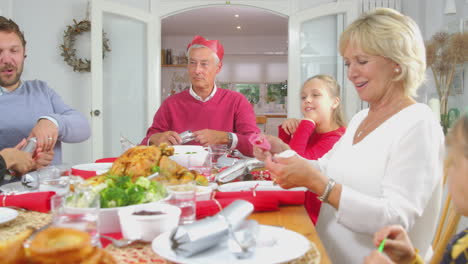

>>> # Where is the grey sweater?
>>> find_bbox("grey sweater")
[0,80,90,164]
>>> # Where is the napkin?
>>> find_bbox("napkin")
[95,157,117,163]
[215,190,305,205]
[0,191,55,213]
[100,232,122,248]
[196,196,279,220]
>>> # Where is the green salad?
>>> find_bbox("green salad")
[73,175,167,208]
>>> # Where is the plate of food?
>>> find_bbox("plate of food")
[151,225,314,264]
[217,181,306,192]
[77,144,210,233]
[0,207,19,224]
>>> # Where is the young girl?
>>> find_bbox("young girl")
[364,114,468,264]
[278,74,346,224]
[279,74,346,160]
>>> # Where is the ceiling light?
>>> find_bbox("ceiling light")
[236,26,241,30]
[234,14,239,18]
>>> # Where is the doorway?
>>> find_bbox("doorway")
[161,6,289,136]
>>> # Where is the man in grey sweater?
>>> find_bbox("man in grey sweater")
[0,16,90,170]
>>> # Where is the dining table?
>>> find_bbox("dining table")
[0,203,330,264]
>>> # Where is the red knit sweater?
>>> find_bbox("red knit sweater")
[142,89,260,156]
[279,120,346,224]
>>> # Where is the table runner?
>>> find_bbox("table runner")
[0,210,320,264]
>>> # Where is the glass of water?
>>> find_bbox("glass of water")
[50,187,100,246]
[166,181,196,225]
[209,144,228,169]
[38,164,71,196]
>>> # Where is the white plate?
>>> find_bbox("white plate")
[0,207,19,224]
[0,181,38,194]
[71,162,113,176]
[152,225,311,264]
[0,177,69,196]
[217,181,306,192]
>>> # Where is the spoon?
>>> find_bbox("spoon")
[100,235,140,248]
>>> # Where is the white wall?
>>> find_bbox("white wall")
[11,0,92,165]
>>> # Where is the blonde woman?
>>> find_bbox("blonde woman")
[254,8,444,263]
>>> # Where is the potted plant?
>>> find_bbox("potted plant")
[426,31,468,133]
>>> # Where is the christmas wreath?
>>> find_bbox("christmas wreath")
[60,19,111,72]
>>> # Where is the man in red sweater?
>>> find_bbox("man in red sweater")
[141,35,259,156]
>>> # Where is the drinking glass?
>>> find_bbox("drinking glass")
[38,164,71,196]
[209,144,228,169]
[188,152,213,182]
[50,188,100,246]
[166,181,196,225]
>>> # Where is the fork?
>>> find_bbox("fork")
[100,235,140,247]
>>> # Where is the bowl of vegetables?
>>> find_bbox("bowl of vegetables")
[79,175,169,234]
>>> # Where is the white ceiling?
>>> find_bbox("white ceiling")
[161,6,288,36]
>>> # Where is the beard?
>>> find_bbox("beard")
[0,63,23,89]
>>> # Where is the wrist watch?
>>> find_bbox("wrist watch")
[317,178,336,203]
[227,132,233,149]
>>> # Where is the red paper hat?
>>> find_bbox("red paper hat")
[187,35,224,61]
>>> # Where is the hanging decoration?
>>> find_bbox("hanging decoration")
[60,19,111,72]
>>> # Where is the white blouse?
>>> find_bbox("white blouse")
[313,103,444,263]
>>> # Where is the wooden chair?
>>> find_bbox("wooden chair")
[256,116,267,132]
[430,159,462,264]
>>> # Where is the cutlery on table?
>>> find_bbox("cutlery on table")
[100,235,140,248]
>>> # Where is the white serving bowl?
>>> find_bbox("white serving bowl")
[118,203,181,242]
[170,145,208,168]
[98,194,171,234]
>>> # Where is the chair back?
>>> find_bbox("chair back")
[430,161,462,264]
[256,116,267,132]
[430,193,461,264]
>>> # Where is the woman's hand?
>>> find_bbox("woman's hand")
[264,154,326,191]
[280,118,300,135]
[0,141,34,175]
[372,225,415,264]
[253,135,290,161]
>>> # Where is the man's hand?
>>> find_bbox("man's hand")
[193,129,227,146]
[33,147,54,169]
[280,118,300,135]
[30,119,58,152]
[149,131,181,146]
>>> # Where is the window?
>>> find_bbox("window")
[266,82,287,104]
[234,83,260,104]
